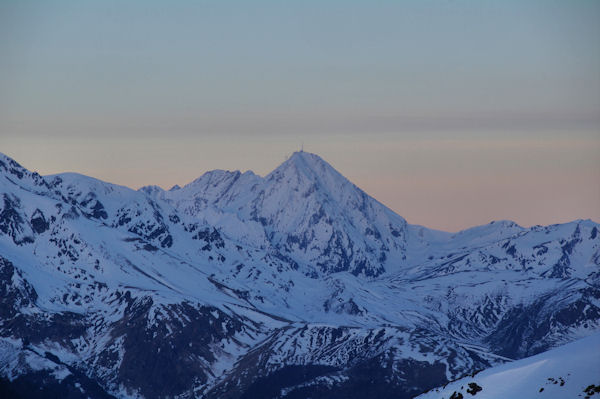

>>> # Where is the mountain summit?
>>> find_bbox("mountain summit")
[144,151,409,277]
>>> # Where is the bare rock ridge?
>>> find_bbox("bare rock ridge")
[0,151,599,398]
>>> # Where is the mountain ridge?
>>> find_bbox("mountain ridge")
[0,150,599,398]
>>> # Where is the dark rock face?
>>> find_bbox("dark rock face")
[209,349,448,399]
[192,227,225,250]
[485,286,600,358]
[0,371,116,399]
[0,274,253,399]
[205,325,482,399]
[273,358,447,399]
[0,157,49,189]
[75,192,109,220]
[114,204,174,249]
[109,301,244,398]
[30,209,49,234]
[0,257,37,320]
[466,382,483,395]
[5,312,87,351]
[0,194,34,245]
[239,365,340,399]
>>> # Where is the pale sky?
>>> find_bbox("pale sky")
[1,1,599,231]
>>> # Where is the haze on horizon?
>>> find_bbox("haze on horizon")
[1,0,599,232]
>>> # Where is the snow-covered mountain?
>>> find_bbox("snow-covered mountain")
[0,151,599,398]
[142,151,411,277]
[415,332,600,399]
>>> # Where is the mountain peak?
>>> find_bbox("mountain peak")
[0,152,32,180]
[288,150,322,163]
[139,185,165,196]
[0,152,49,191]
[289,151,332,169]
[267,151,345,188]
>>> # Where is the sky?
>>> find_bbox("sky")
[1,0,599,231]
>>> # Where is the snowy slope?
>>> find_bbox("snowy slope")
[416,332,600,399]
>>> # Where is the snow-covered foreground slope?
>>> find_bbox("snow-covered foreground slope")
[416,332,600,399]
[0,151,599,399]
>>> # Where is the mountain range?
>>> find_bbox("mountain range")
[0,150,599,398]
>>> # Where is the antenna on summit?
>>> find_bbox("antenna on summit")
[300,142,304,152]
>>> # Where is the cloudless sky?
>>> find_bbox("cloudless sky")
[1,0,599,231]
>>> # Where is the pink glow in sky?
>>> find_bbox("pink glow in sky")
[1,1,599,231]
